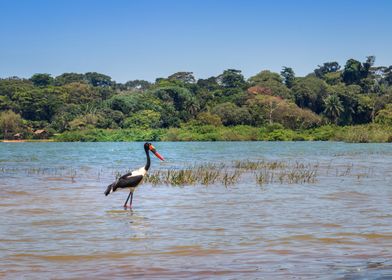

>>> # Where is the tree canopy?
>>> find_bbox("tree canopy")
[1,56,392,139]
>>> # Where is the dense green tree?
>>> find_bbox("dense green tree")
[194,88,218,109]
[0,78,33,101]
[275,102,322,129]
[219,89,248,106]
[153,77,185,88]
[328,84,362,125]
[248,70,291,99]
[0,95,14,110]
[291,76,328,113]
[92,108,125,129]
[103,108,124,125]
[97,86,115,100]
[382,66,392,86]
[168,72,196,84]
[246,95,276,125]
[246,95,321,128]
[30,73,53,87]
[85,72,113,87]
[13,88,62,121]
[107,93,160,115]
[55,73,85,85]
[323,72,341,85]
[50,104,82,132]
[375,104,392,125]
[159,104,181,128]
[124,80,151,91]
[195,111,222,126]
[197,77,219,91]
[376,88,392,110]
[123,110,161,129]
[152,86,198,121]
[63,82,101,104]
[362,56,375,77]
[249,70,282,84]
[323,94,344,124]
[314,62,341,78]
[342,56,375,89]
[0,110,23,139]
[212,102,251,126]
[355,95,377,123]
[342,59,363,85]
[217,69,246,89]
[281,67,295,88]
[69,113,103,130]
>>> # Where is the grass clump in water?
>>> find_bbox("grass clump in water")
[145,160,321,187]
[145,162,242,186]
[234,160,287,170]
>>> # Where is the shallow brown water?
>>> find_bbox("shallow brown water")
[1,142,392,279]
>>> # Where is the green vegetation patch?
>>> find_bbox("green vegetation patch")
[51,124,392,143]
[1,56,392,142]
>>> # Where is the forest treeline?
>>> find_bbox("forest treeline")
[1,56,392,141]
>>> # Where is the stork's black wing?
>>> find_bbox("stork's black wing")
[114,174,143,190]
[119,172,133,179]
[104,172,144,196]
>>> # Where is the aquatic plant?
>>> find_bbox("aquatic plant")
[0,158,375,188]
[233,160,286,170]
[144,160,321,187]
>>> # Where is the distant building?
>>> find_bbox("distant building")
[33,129,49,139]
[13,133,23,140]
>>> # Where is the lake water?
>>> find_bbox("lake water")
[1,142,392,279]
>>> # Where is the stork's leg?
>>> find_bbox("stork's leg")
[123,191,132,208]
[129,192,134,208]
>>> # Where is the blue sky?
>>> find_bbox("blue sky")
[1,0,391,82]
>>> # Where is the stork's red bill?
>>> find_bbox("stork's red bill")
[149,145,164,161]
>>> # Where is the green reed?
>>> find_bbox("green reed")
[0,159,374,187]
[144,160,321,187]
[145,167,225,186]
[233,160,286,170]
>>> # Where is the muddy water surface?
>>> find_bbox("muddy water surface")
[1,142,392,279]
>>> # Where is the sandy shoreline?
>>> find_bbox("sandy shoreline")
[1,139,53,143]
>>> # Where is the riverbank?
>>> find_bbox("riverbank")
[0,139,55,143]
[45,124,392,143]
[2,124,391,143]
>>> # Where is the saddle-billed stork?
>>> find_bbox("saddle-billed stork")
[104,142,164,208]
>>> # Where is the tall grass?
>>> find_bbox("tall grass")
[144,163,243,186]
[332,124,392,143]
[1,159,375,187]
[53,124,392,143]
[144,160,320,187]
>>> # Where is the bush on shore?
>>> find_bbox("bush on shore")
[53,124,392,143]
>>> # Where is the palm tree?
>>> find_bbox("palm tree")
[323,94,344,124]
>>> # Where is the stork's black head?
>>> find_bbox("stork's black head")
[144,142,164,161]
[144,142,152,150]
